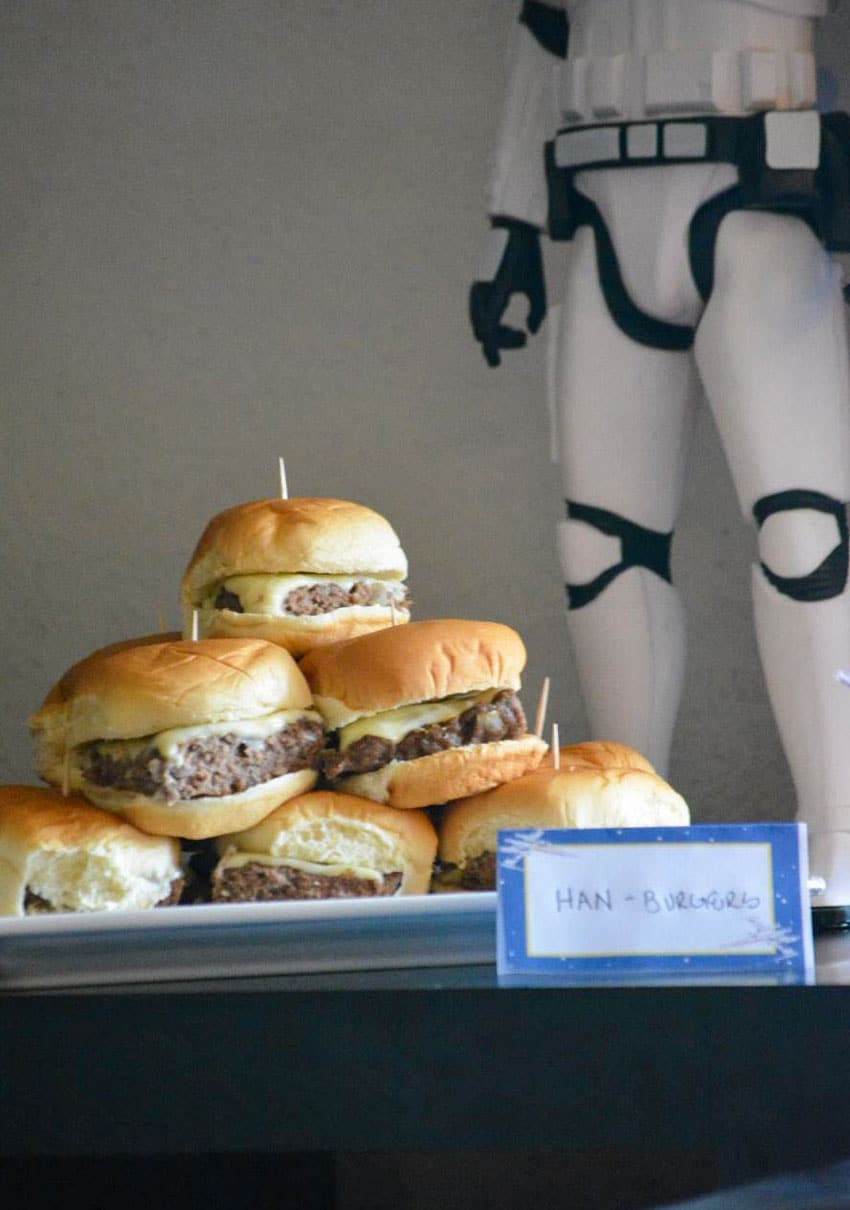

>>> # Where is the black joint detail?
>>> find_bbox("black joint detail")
[753,489,849,602]
[688,184,743,304]
[565,501,673,610]
[520,1,568,60]
[571,191,695,351]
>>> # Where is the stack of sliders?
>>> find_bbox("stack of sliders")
[6,495,441,913]
[432,740,690,891]
[6,487,689,916]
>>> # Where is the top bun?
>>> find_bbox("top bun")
[0,784,180,855]
[31,637,313,749]
[543,740,656,775]
[438,746,689,866]
[181,497,409,607]
[300,619,527,729]
[35,632,182,716]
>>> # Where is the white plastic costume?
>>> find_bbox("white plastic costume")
[472,0,850,907]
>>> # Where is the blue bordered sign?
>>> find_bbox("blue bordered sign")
[496,823,814,985]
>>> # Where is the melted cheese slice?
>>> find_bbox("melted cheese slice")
[338,691,497,751]
[216,851,384,883]
[87,708,323,763]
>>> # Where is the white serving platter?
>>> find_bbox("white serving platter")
[0,891,497,991]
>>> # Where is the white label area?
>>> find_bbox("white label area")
[524,843,776,958]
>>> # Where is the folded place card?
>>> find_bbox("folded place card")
[496,823,814,986]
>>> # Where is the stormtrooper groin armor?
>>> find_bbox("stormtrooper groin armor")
[470,0,850,910]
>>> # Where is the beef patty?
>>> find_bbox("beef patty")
[214,580,410,617]
[211,862,402,902]
[23,877,185,913]
[83,718,325,804]
[322,691,527,781]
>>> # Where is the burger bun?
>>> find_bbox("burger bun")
[439,740,689,867]
[0,784,183,916]
[338,734,549,811]
[215,789,437,896]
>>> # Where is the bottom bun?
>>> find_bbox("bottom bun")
[213,790,437,898]
[79,768,319,840]
[194,605,410,658]
[438,764,690,872]
[335,735,549,810]
[0,785,183,917]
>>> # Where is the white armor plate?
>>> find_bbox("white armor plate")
[560,0,820,123]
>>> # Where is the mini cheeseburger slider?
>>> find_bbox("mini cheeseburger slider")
[211,790,437,901]
[434,740,690,890]
[180,497,411,656]
[0,785,183,916]
[28,637,325,840]
[300,619,549,810]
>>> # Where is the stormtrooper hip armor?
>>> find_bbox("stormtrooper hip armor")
[472,0,850,909]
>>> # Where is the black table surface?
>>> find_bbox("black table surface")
[3,934,850,1177]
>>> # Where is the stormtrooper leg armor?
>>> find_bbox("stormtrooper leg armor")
[552,171,713,774]
[554,168,850,905]
[696,209,850,907]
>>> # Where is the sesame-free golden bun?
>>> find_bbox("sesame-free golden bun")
[180,497,410,655]
[438,740,690,870]
[80,769,320,842]
[29,638,321,840]
[215,790,438,897]
[542,740,657,775]
[0,785,183,916]
[31,637,314,751]
[300,618,529,729]
[301,619,547,809]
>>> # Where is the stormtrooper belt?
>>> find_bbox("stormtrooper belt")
[545,110,850,249]
[550,112,821,176]
[543,110,850,350]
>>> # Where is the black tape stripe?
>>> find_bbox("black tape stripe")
[571,191,695,351]
[565,501,674,609]
[753,490,849,602]
[520,1,568,59]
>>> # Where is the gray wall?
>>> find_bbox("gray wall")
[3,0,850,825]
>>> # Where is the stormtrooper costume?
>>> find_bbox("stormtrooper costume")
[470,0,850,909]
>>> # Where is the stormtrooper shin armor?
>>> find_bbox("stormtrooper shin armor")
[487,0,850,904]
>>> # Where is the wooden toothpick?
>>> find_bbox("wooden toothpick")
[191,609,200,641]
[390,598,398,627]
[62,745,71,798]
[534,676,550,738]
[279,457,288,500]
[551,722,560,770]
